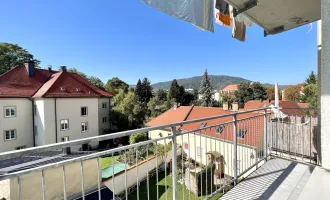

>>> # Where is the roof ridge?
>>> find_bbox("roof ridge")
[33,72,63,98]
[30,71,58,98]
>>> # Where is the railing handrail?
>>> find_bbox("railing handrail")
[0,107,270,160]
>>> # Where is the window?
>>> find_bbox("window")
[102,102,107,108]
[216,125,224,134]
[197,147,203,157]
[61,136,69,142]
[4,129,16,141]
[16,145,26,150]
[102,117,107,123]
[81,107,88,116]
[60,119,69,131]
[237,129,247,138]
[4,106,16,118]
[81,122,88,132]
[199,122,207,129]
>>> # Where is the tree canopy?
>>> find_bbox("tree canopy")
[284,85,301,102]
[234,82,253,108]
[168,79,184,103]
[199,69,214,107]
[301,72,318,108]
[0,43,40,75]
[105,77,129,94]
[129,132,148,144]
[304,71,317,86]
[88,76,105,90]
[250,82,268,100]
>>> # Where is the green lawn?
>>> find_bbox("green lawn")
[127,172,224,200]
[101,155,120,169]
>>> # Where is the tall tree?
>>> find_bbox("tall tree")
[105,77,129,94]
[234,82,253,108]
[250,82,267,100]
[0,43,40,75]
[284,85,301,101]
[304,71,317,86]
[88,76,105,90]
[135,79,143,101]
[168,79,184,103]
[199,69,214,107]
[141,78,153,103]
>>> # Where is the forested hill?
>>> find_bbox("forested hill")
[151,75,251,90]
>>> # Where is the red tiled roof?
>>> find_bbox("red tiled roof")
[244,100,304,115]
[146,106,193,127]
[33,72,111,98]
[244,100,271,110]
[221,84,238,91]
[147,106,264,147]
[0,66,112,98]
[0,66,53,97]
[297,103,308,109]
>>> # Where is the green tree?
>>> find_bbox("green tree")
[67,67,88,79]
[199,69,214,107]
[135,79,143,101]
[304,71,317,86]
[168,79,184,103]
[250,82,267,100]
[111,90,146,129]
[105,77,129,94]
[182,91,195,106]
[141,78,153,103]
[0,43,40,75]
[302,84,318,108]
[88,76,105,90]
[129,132,148,144]
[156,89,167,101]
[222,94,236,104]
[147,97,162,117]
[234,82,253,108]
[284,85,301,102]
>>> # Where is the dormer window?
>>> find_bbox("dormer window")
[60,87,66,91]
[76,88,81,92]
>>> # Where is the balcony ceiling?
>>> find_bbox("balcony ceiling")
[226,0,321,35]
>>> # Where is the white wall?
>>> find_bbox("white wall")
[149,130,258,177]
[98,98,111,134]
[0,98,34,152]
[34,98,110,149]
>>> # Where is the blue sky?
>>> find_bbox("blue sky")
[0,0,317,85]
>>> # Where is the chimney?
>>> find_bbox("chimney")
[223,102,229,111]
[232,102,239,111]
[25,61,35,76]
[47,66,52,72]
[173,103,178,110]
[60,66,67,72]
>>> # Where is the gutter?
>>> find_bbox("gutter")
[55,98,58,143]
[29,98,36,147]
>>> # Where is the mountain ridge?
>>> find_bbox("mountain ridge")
[130,75,287,90]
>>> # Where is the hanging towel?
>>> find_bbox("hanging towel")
[235,13,254,27]
[141,0,214,32]
[230,6,246,42]
[215,8,231,28]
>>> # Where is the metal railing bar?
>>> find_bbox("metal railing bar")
[96,158,101,200]
[124,150,128,200]
[63,165,67,200]
[42,170,46,200]
[135,149,139,200]
[17,176,22,200]
[112,152,115,200]
[80,160,85,200]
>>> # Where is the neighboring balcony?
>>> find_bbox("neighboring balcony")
[0,107,322,200]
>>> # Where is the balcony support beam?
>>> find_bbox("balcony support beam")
[233,114,238,185]
[171,126,178,200]
[320,0,330,169]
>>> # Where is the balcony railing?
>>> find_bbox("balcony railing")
[0,107,319,200]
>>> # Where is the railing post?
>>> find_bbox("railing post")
[233,114,238,185]
[264,109,268,160]
[171,126,178,200]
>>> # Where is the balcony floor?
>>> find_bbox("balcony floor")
[219,158,315,200]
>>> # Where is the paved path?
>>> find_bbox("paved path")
[219,158,314,200]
